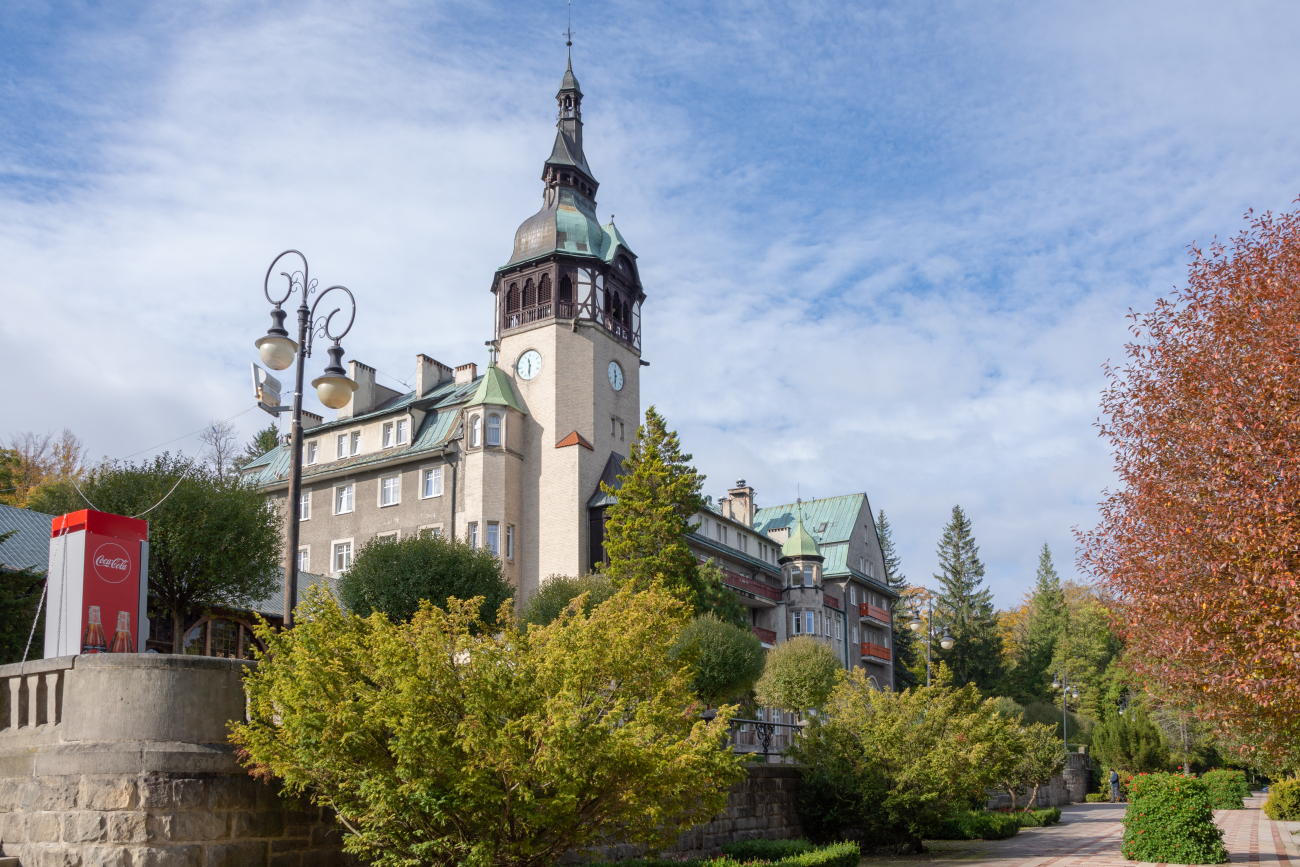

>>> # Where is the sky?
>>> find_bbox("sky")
[3,1,1299,607]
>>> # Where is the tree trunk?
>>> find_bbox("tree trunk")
[1006,788,1018,811]
[171,608,185,654]
[1029,782,1041,810]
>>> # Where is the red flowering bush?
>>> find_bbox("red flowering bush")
[1122,773,1227,864]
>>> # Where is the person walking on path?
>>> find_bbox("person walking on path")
[1110,770,1121,803]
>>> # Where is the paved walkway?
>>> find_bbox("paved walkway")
[862,797,1300,867]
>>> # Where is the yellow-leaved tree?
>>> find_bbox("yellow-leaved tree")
[231,585,745,867]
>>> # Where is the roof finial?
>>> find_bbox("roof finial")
[565,0,574,62]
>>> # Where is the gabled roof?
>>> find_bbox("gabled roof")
[249,569,341,618]
[463,364,525,414]
[601,219,635,262]
[754,493,868,547]
[0,504,55,572]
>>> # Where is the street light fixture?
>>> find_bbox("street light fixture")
[255,250,359,628]
[908,595,955,687]
[1053,671,1081,756]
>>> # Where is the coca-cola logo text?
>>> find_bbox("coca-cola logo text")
[92,542,132,584]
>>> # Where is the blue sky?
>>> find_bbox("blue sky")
[4,1,1300,606]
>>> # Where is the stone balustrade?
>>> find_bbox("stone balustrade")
[0,657,71,737]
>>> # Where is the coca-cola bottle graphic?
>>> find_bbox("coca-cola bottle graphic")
[82,605,108,654]
[110,611,133,653]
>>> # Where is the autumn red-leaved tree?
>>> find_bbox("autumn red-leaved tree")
[1078,202,1300,763]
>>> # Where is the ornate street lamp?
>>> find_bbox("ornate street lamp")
[255,250,359,628]
[1053,671,1081,756]
[907,595,956,687]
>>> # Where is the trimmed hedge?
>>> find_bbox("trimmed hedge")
[931,811,1021,841]
[1123,773,1228,865]
[1202,770,1249,810]
[1085,793,1109,803]
[590,840,859,867]
[1263,779,1300,821]
[1016,807,1061,827]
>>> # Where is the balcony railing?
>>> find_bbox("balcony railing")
[721,570,783,602]
[502,299,637,348]
[824,595,840,610]
[862,641,892,662]
[860,603,891,623]
[728,718,803,763]
[752,626,776,645]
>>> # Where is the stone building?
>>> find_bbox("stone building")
[242,54,896,685]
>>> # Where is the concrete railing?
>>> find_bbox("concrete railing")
[0,656,72,735]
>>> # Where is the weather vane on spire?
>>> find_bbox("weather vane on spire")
[564,0,574,50]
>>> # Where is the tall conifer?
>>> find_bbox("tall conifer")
[877,510,921,689]
[932,506,1003,687]
[1020,543,1065,698]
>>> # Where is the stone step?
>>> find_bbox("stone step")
[0,856,19,867]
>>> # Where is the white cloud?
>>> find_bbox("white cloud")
[2,0,1299,605]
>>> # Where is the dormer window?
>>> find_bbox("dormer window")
[350,431,360,456]
[487,414,502,447]
[383,422,394,448]
[397,419,408,444]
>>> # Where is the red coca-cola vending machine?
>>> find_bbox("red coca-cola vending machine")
[45,510,149,657]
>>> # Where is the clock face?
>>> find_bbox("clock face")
[608,360,624,391]
[517,350,542,380]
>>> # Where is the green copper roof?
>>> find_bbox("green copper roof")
[601,219,634,262]
[781,509,823,560]
[464,363,525,414]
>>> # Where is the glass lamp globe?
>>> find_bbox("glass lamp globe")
[1051,677,1061,689]
[1119,707,1126,716]
[939,634,955,651]
[908,613,924,634]
[313,373,357,409]
[255,335,298,371]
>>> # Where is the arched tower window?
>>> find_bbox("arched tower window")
[538,274,552,304]
[523,278,536,308]
[559,275,573,302]
[471,416,482,447]
[487,414,501,446]
[506,284,519,313]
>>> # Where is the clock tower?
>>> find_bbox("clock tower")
[491,50,645,600]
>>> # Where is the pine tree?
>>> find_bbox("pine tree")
[602,406,707,606]
[878,510,921,690]
[932,506,1003,687]
[1018,543,1066,700]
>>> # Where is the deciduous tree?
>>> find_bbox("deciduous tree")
[754,635,843,714]
[232,586,744,867]
[0,531,45,664]
[670,613,766,706]
[1078,203,1300,759]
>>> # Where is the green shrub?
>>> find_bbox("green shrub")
[521,573,617,626]
[670,614,767,705]
[1122,773,1228,864]
[1085,793,1109,803]
[1201,770,1249,810]
[931,810,1020,840]
[590,840,859,867]
[719,839,816,860]
[1263,779,1300,821]
[1016,807,1060,827]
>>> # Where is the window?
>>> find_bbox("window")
[299,491,311,520]
[333,541,353,573]
[806,612,815,635]
[350,431,360,455]
[792,612,802,634]
[377,531,398,542]
[468,522,479,549]
[835,616,842,640]
[383,422,394,447]
[506,525,515,560]
[619,421,625,441]
[335,484,354,514]
[397,419,408,444]
[852,625,859,644]
[850,586,856,606]
[419,526,442,539]
[486,522,500,556]
[297,548,309,571]
[487,414,501,446]
[380,475,400,506]
[471,416,482,447]
[611,417,617,436]
[422,467,443,498]
[791,566,802,587]
[337,434,347,458]
[739,535,748,554]
[307,442,318,464]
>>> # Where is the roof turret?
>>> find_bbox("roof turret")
[780,507,823,561]
[463,363,525,414]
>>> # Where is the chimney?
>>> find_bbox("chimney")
[339,360,378,419]
[416,354,454,396]
[454,362,478,385]
[301,410,324,430]
[728,479,756,527]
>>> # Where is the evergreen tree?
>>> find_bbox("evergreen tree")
[234,424,281,471]
[602,407,708,607]
[1011,544,1066,701]
[878,510,920,690]
[932,506,1003,687]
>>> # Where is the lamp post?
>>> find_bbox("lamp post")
[907,595,954,687]
[1051,671,1082,755]
[255,250,359,628]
